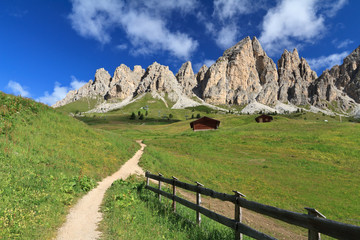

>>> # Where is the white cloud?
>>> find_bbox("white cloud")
[37,82,69,106]
[259,0,348,55]
[70,76,87,90]
[37,76,86,106]
[215,25,238,49]
[6,81,30,97]
[213,0,257,20]
[332,39,354,49]
[324,0,348,17]
[68,0,198,59]
[259,0,325,55]
[307,51,349,71]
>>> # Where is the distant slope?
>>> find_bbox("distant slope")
[0,92,137,239]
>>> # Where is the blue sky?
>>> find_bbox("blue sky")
[1,0,359,105]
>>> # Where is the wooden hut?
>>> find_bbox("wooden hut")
[190,116,220,131]
[255,114,273,123]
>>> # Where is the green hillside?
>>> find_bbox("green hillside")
[0,92,137,239]
[82,107,360,235]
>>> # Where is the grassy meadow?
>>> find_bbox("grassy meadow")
[2,91,359,239]
[79,95,360,230]
[100,176,246,240]
[0,92,137,239]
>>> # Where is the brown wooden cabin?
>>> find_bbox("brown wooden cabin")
[255,114,273,123]
[190,117,220,131]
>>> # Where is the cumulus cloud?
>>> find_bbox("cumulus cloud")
[213,0,259,20]
[37,76,86,106]
[37,82,69,106]
[70,75,87,90]
[215,25,238,49]
[307,51,349,72]
[259,0,348,55]
[259,0,325,55]
[68,0,198,59]
[6,81,30,97]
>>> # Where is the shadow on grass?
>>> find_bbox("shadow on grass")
[137,182,235,240]
[76,116,181,126]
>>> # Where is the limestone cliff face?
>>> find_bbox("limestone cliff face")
[135,62,184,102]
[201,37,278,105]
[335,46,360,103]
[309,46,360,110]
[175,61,197,96]
[53,37,360,115]
[105,65,144,100]
[277,49,317,105]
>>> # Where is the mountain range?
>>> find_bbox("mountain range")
[53,36,360,116]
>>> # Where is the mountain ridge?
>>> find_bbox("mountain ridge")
[53,36,360,116]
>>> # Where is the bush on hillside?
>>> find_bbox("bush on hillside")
[130,112,136,120]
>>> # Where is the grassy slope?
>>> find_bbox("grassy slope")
[100,176,244,240]
[0,92,137,239]
[83,107,360,228]
[140,116,360,225]
[56,96,101,114]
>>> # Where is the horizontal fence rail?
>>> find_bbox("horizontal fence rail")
[145,171,360,240]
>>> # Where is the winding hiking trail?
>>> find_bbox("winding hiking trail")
[55,140,146,240]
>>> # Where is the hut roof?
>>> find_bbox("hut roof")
[255,114,273,122]
[190,116,220,130]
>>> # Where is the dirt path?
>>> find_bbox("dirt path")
[55,140,146,240]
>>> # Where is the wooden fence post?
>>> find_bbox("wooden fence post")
[146,171,150,187]
[195,181,204,226]
[172,176,178,212]
[305,208,326,240]
[233,191,246,240]
[158,173,163,202]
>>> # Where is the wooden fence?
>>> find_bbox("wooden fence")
[145,171,360,240]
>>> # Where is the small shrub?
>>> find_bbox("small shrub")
[139,114,144,120]
[130,112,136,120]
[196,113,201,118]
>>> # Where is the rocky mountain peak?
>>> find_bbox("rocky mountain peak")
[314,45,360,107]
[105,64,143,100]
[53,36,360,115]
[277,48,317,105]
[175,61,197,96]
[344,45,360,64]
[201,36,278,105]
[134,62,183,102]
[196,65,208,84]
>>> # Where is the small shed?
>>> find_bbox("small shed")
[255,114,273,123]
[190,116,220,131]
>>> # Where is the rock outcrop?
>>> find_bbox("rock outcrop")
[134,62,184,102]
[201,36,278,105]
[277,49,317,105]
[175,61,197,97]
[105,65,144,100]
[309,46,360,111]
